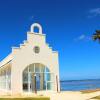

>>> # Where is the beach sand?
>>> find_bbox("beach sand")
[0,90,100,100]
[44,91,100,100]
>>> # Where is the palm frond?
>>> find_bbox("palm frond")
[92,30,100,42]
[92,34,97,41]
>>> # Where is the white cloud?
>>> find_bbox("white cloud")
[78,34,85,40]
[74,34,91,42]
[74,34,86,41]
[88,8,100,18]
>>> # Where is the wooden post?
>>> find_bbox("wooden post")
[56,75,58,92]
[34,74,37,94]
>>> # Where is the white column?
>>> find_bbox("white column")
[28,67,30,92]
[5,70,8,90]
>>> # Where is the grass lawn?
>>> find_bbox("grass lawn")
[81,89,100,93]
[90,95,100,100]
[0,97,50,100]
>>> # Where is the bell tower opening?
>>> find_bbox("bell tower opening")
[34,27,39,33]
[30,23,42,34]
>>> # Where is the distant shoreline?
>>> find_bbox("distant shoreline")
[60,79,100,91]
[60,78,100,82]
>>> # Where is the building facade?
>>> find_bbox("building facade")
[0,23,60,95]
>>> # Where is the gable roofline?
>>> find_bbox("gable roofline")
[0,53,12,68]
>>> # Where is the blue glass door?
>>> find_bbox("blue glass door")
[36,73,40,91]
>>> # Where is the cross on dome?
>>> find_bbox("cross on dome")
[30,23,42,34]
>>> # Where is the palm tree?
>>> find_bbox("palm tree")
[92,30,100,42]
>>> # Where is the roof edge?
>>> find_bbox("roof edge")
[0,53,13,68]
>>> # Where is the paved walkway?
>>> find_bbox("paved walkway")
[0,90,100,100]
[44,91,100,100]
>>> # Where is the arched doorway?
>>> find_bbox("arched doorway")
[23,63,54,92]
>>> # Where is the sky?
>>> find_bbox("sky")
[0,0,100,80]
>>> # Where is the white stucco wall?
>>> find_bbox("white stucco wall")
[10,23,60,95]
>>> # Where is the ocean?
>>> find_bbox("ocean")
[60,79,100,91]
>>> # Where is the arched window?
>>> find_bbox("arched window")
[23,63,54,92]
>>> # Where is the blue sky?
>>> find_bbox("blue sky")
[0,0,100,80]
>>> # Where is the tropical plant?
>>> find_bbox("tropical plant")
[92,30,100,42]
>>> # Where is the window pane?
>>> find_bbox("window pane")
[24,67,28,73]
[47,82,52,90]
[41,66,45,72]
[45,67,49,72]
[29,65,34,72]
[35,64,40,72]
[45,73,51,81]
[23,73,28,83]
[23,72,28,91]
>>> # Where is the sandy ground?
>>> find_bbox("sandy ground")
[0,90,100,100]
[53,91,100,100]
[43,91,100,100]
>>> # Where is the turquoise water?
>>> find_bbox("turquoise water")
[60,79,100,91]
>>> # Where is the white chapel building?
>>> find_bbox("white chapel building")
[0,23,60,95]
